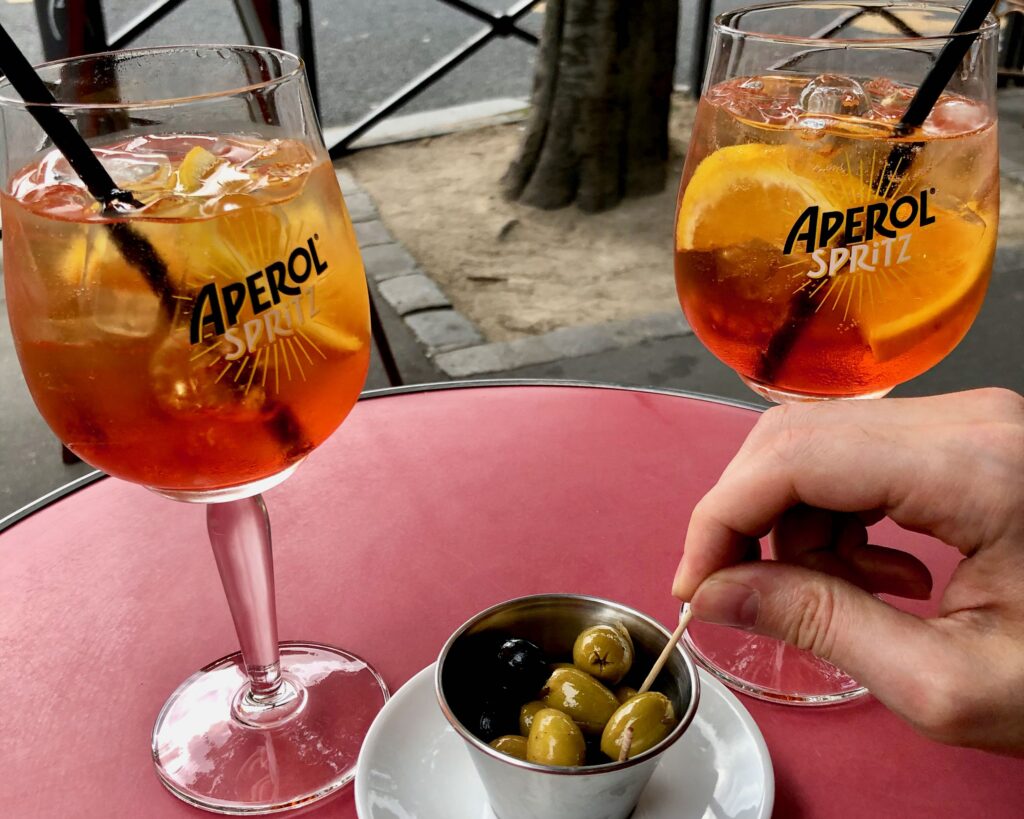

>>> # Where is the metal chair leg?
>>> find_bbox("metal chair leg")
[368,289,403,387]
[691,0,714,97]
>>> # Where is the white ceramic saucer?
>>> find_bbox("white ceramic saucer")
[355,663,774,819]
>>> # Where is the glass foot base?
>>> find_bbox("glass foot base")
[739,376,892,403]
[683,611,868,705]
[153,641,389,814]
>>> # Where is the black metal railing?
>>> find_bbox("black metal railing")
[23,2,1024,141]
[1000,9,1024,86]
[326,0,543,158]
[693,2,1024,92]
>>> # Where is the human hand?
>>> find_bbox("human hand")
[672,389,1024,755]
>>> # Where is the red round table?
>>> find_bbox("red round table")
[1,382,1020,817]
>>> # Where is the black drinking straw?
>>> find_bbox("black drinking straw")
[876,0,997,191]
[0,23,178,319]
[756,0,997,385]
[898,0,997,131]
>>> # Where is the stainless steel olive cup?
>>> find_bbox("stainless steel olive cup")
[436,594,700,819]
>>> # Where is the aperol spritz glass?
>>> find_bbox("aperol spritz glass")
[674,2,999,702]
[0,46,386,811]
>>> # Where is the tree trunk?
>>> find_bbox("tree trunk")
[503,0,679,213]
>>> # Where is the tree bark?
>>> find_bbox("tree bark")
[503,0,678,213]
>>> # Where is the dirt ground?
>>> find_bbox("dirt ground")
[344,99,697,342]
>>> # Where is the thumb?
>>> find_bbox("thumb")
[690,562,952,719]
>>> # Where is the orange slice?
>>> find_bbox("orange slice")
[854,205,994,361]
[676,144,869,251]
[676,143,994,363]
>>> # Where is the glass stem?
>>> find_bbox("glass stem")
[207,494,286,704]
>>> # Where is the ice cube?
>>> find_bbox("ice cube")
[924,96,987,137]
[238,138,314,181]
[43,152,79,186]
[96,151,172,192]
[798,74,870,117]
[93,287,161,337]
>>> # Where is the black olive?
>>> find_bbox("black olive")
[495,638,549,700]
[585,735,607,766]
[476,701,517,742]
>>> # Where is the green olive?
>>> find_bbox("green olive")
[541,666,618,735]
[572,624,634,684]
[526,708,585,766]
[600,692,677,761]
[519,700,547,736]
[614,685,639,704]
[489,734,528,760]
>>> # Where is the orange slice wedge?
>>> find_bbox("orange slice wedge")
[854,205,994,361]
[676,144,870,251]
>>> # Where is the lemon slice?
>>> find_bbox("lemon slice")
[177,146,222,193]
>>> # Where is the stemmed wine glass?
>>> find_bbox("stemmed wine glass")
[673,1,999,703]
[0,45,387,811]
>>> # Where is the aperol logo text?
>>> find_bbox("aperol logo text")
[784,188,936,280]
[189,233,327,359]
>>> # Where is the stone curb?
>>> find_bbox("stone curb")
[377,273,451,316]
[338,165,695,371]
[433,312,692,378]
[338,168,487,358]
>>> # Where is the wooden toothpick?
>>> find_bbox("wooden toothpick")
[638,608,693,694]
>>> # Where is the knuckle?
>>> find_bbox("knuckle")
[688,495,716,529]
[742,411,778,452]
[973,387,1024,423]
[781,584,841,661]
[759,402,803,432]
[767,424,813,467]
[745,404,818,463]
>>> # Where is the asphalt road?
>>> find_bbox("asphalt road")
[0,0,736,128]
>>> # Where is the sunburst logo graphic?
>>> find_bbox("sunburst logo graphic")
[179,207,336,397]
[766,143,993,364]
[776,145,939,324]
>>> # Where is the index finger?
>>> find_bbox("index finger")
[671,402,957,600]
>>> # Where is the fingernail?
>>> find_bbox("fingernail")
[692,581,760,629]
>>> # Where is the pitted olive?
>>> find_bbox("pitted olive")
[489,734,528,760]
[572,624,634,684]
[519,700,547,736]
[600,691,676,760]
[526,708,585,766]
[541,666,618,734]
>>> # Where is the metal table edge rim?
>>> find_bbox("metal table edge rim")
[0,379,764,533]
